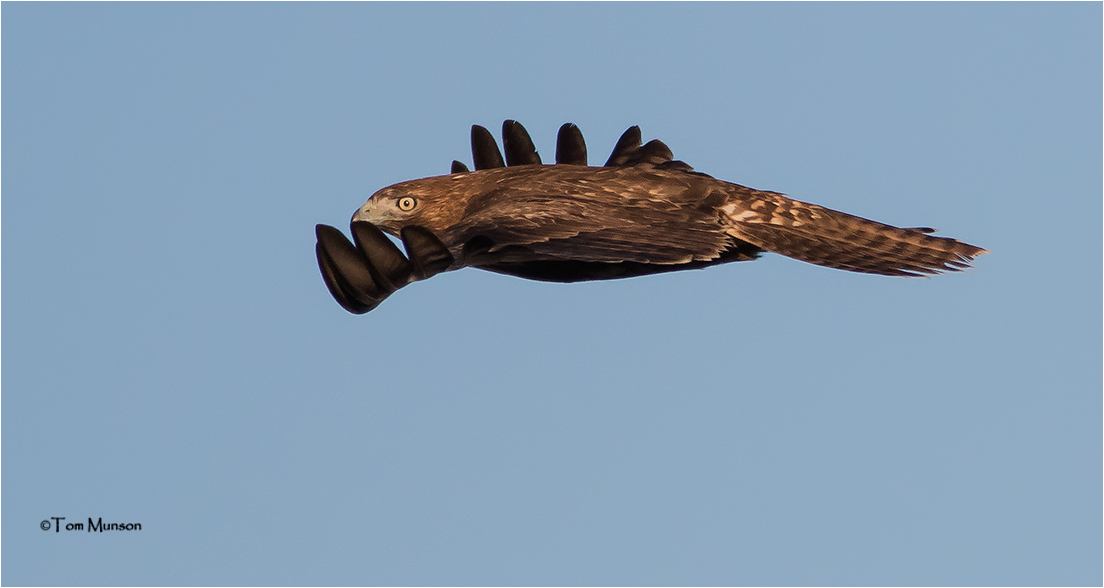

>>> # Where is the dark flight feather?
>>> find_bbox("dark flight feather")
[502,120,542,166]
[470,125,505,170]
[555,123,587,166]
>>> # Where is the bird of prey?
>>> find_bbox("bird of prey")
[315,121,986,314]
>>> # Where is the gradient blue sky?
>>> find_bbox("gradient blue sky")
[3,3,1100,586]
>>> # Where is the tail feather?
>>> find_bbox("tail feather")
[723,193,987,277]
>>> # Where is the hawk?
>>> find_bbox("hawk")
[315,121,986,314]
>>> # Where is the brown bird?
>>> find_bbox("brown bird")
[315,121,986,314]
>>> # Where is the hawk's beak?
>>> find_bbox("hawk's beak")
[352,200,375,224]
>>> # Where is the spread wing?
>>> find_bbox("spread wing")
[433,122,759,281]
[439,122,756,268]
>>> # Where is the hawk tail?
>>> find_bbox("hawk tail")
[724,194,988,277]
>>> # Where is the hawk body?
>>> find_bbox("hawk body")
[356,158,985,279]
[316,121,986,313]
[362,166,746,266]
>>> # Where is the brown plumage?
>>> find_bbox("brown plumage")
[315,121,986,313]
[353,122,986,279]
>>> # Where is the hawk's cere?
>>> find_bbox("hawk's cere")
[315,121,987,314]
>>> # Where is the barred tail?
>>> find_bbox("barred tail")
[723,193,988,277]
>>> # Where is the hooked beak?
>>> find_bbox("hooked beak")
[351,200,376,224]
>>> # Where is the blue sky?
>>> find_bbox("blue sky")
[3,3,1100,586]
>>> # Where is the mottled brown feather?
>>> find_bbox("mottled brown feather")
[718,187,988,276]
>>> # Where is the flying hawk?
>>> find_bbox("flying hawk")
[315,121,986,314]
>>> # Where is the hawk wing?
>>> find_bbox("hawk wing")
[442,122,761,281]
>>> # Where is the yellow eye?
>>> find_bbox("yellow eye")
[397,196,417,211]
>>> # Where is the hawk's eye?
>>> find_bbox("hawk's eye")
[397,196,417,212]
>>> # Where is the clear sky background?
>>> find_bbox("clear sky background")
[3,3,1100,586]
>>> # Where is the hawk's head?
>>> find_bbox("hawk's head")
[352,173,480,236]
